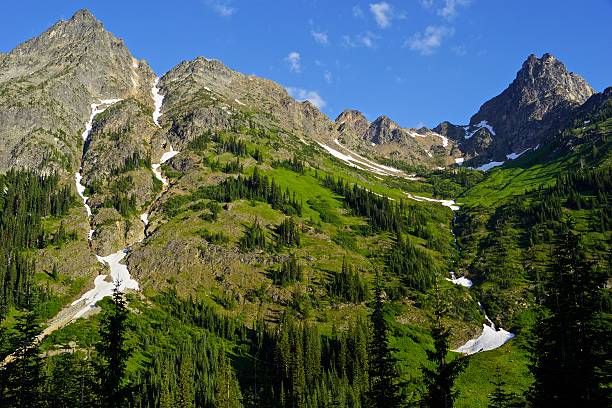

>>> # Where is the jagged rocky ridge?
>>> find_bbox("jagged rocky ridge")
[0,9,156,174]
[0,9,604,177]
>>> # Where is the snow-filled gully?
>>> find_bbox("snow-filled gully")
[61,77,178,327]
[70,97,143,320]
[406,194,515,355]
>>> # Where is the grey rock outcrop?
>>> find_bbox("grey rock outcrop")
[0,9,156,174]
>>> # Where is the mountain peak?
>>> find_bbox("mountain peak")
[335,109,368,124]
[466,53,594,161]
[69,8,99,24]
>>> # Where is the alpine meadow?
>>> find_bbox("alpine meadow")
[0,4,610,408]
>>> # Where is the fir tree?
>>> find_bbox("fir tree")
[96,282,131,408]
[527,220,610,406]
[215,351,242,408]
[488,367,522,408]
[421,288,467,408]
[0,310,45,407]
[367,276,403,408]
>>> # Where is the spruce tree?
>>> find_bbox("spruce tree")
[421,288,467,408]
[0,310,45,407]
[527,221,610,406]
[487,366,522,408]
[215,351,242,408]
[367,276,403,408]
[96,282,131,408]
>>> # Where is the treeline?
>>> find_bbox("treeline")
[0,170,75,314]
[326,257,368,303]
[188,130,263,163]
[320,174,442,293]
[110,152,150,176]
[271,156,306,174]
[321,175,405,234]
[198,167,302,216]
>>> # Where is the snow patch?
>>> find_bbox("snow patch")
[75,172,92,218]
[405,193,460,211]
[71,249,139,319]
[465,120,496,139]
[505,148,531,160]
[477,161,505,171]
[317,140,407,178]
[454,157,464,165]
[76,99,122,224]
[152,145,180,186]
[140,212,149,227]
[151,78,164,127]
[446,272,473,288]
[234,98,246,106]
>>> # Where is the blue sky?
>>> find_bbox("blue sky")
[1,1,610,128]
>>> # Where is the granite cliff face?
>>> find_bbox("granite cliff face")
[158,56,335,149]
[0,10,603,177]
[334,110,455,167]
[439,53,595,165]
[0,9,155,174]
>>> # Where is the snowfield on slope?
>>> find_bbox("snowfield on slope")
[150,79,180,185]
[405,193,460,211]
[408,194,514,354]
[453,324,515,354]
[317,140,412,178]
[71,250,139,319]
[464,120,496,139]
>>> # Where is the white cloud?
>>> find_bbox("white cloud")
[286,87,327,109]
[370,2,392,28]
[452,44,467,56]
[285,52,302,73]
[206,0,236,17]
[407,25,454,55]
[352,5,364,17]
[438,0,470,20]
[419,0,435,8]
[342,31,379,48]
[311,31,329,45]
[324,71,333,84]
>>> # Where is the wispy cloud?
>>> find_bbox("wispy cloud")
[285,52,302,73]
[286,87,327,109]
[352,5,365,18]
[419,0,435,8]
[311,30,329,45]
[324,71,333,84]
[406,25,454,55]
[452,44,467,56]
[438,0,470,20]
[342,31,379,48]
[369,2,392,28]
[206,0,236,17]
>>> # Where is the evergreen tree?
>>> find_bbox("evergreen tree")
[488,367,522,408]
[527,221,610,406]
[96,282,131,408]
[215,351,242,408]
[421,289,467,408]
[0,310,45,408]
[45,351,99,408]
[367,276,403,408]
[177,356,195,408]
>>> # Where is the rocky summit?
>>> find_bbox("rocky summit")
[0,8,610,408]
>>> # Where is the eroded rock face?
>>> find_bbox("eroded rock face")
[159,56,335,148]
[335,109,370,145]
[0,9,155,175]
[469,53,594,157]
